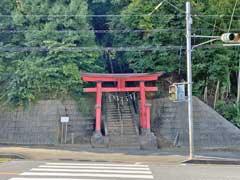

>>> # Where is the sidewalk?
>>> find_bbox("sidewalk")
[1,145,240,165]
[0,145,187,165]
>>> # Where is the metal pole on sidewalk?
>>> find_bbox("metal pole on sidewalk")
[186,1,194,159]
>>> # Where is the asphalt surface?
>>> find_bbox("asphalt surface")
[1,160,240,180]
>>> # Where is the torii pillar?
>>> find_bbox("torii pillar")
[81,72,163,149]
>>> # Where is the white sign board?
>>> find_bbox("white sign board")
[61,116,69,123]
[177,84,185,102]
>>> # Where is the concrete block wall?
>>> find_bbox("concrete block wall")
[61,100,94,144]
[151,97,240,149]
[0,100,94,145]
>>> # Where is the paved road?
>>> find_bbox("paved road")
[1,160,240,180]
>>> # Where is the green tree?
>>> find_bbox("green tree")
[0,0,102,106]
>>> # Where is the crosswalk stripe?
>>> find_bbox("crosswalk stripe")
[30,168,152,174]
[9,178,107,180]
[46,163,148,167]
[21,172,154,179]
[39,165,150,170]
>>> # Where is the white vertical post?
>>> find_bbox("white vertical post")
[61,123,64,144]
[65,122,68,144]
[186,1,194,159]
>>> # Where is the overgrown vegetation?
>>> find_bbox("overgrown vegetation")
[0,0,239,125]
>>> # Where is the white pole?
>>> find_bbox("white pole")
[186,1,194,160]
[65,122,68,144]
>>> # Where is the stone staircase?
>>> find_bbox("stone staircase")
[104,93,140,148]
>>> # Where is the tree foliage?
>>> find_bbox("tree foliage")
[0,0,239,124]
[0,0,102,106]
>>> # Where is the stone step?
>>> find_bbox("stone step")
[108,128,136,132]
[107,116,132,120]
[162,108,177,113]
[107,118,133,121]
[107,123,134,126]
[106,110,131,113]
[107,122,133,125]
[109,136,139,141]
[108,114,132,117]
[106,123,135,127]
[108,133,138,136]
[103,93,140,148]
[106,120,134,125]
[160,114,176,118]
[107,119,133,122]
[109,136,140,146]
[107,125,135,128]
[106,107,130,109]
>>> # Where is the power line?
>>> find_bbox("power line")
[228,0,239,32]
[1,14,240,18]
[192,16,226,32]
[193,14,240,18]
[0,29,186,34]
[0,45,235,52]
[1,28,238,34]
[0,46,183,52]
[0,14,184,18]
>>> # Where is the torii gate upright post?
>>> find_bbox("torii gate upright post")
[140,81,146,130]
[81,72,163,148]
[95,81,102,133]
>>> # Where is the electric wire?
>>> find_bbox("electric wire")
[1,14,240,18]
[228,0,239,32]
[0,14,183,18]
[1,28,239,34]
[0,44,235,52]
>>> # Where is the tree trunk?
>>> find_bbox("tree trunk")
[204,85,208,103]
[221,85,226,101]
[203,78,208,103]
[237,59,240,104]
[228,71,231,96]
[214,80,220,108]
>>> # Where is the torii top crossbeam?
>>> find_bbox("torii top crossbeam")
[81,72,163,82]
[81,72,163,93]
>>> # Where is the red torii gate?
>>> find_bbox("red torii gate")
[81,72,163,137]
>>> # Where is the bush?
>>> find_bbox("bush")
[216,100,240,128]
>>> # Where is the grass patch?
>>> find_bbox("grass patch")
[0,158,9,163]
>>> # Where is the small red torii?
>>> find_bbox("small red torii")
[81,72,163,137]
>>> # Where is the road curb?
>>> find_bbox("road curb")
[183,158,240,165]
[0,153,26,160]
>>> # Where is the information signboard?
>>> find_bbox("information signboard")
[61,116,69,123]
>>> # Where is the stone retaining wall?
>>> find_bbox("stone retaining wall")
[151,97,240,149]
[0,100,94,145]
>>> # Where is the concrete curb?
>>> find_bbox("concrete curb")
[0,153,26,160]
[183,158,240,165]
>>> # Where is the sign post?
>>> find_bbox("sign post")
[60,116,69,144]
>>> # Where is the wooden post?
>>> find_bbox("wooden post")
[95,81,102,132]
[140,81,146,129]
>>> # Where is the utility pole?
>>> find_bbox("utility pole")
[186,1,194,160]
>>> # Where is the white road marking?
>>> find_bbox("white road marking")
[39,165,150,170]
[10,162,154,180]
[21,172,154,179]
[30,168,152,174]
[46,162,148,167]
